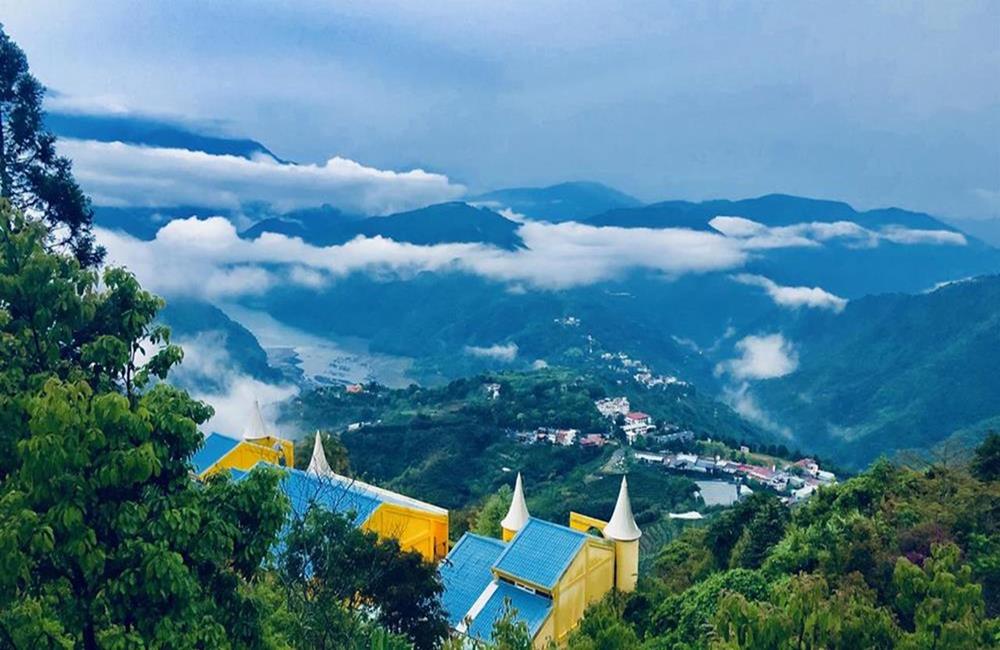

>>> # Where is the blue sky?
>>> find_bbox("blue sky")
[5,0,999,219]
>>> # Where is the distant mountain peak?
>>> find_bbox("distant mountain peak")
[46,111,284,162]
[472,181,642,222]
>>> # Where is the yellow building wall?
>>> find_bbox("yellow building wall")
[533,612,555,649]
[542,537,616,644]
[568,512,607,535]
[361,502,450,562]
[202,438,294,477]
[245,436,295,468]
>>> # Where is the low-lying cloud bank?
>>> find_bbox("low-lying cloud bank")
[97,208,970,300]
[59,138,464,215]
[464,343,519,362]
[709,216,966,248]
[732,274,847,312]
[715,333,799,438]
[97,216,751,296]
[170,331,297,436]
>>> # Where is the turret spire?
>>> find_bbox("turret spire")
[603,476,642,541]
[244,399,270,440]
[307,431,333,476]
[500,472,530,539]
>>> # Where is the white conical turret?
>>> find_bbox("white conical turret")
[307,431,333,476]
[244,399,270,440]
[500,473,530,540]
[603,476,642,541]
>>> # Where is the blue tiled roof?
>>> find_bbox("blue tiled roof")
[466,582,552,642]
[192,433,240,474]
[492,518,586,590]
[440,533,507,626]
[278,468,383,526]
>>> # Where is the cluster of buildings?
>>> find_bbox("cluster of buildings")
[593,396,657,444]
[594,396,630,418]
[634,450,836,502]
[191,401,643,647]
[518,427,580,446]
[599,352,690,392]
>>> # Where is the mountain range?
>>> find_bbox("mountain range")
[51,111,1000,468]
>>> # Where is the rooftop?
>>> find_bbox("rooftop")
[465,581,552,642]
[440,533,507,627]
[492,518,586,590]
[239,465,383,527]
[191,433,240,474]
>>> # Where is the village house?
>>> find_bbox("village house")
[622,411,655,444]
[580,433,608,448]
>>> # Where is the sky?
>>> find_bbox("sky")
[5,0,999,220]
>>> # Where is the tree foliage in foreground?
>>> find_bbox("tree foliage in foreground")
[0,203,288,647]
[0,204,447,649]
[0,25,101,266]
[272,506,448,650]
[567,451,1000,649]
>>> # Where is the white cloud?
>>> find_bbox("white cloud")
[709,216,964,249]
[464,343,519,362]
[716,334,799,381]
[97,215,751,297]
[880,226,967,246]
[96,208,968,304]
[722,383,793,438]
[58,138,465,215]
[169,331,298,437]
[732,274,847,312]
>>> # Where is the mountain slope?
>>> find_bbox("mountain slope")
[47,111,281,160]
[473,181,642,222]
[159,299,286,392]
[586,193,953,230]
[242,202,524,250]
[586,194,1000,297]
[752,275,1000,467]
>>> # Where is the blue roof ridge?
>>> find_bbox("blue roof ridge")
[491,517,586,589]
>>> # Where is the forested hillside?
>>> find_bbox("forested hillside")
[753,275,1000,467]
[565,446,1000,649]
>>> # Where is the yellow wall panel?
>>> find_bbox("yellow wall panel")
[361,502,449,562]
[204,440,289,477]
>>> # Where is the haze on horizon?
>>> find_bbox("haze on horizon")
[5,0,999,221]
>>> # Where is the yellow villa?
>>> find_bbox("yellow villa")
[440,473,642,648]
[190,402,640,644]
[190,405,450,562]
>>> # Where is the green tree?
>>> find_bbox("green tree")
[0,203,288,647]
[487,600,533,650]
[653,527,714,593]
[706,493,788,570]
[472,484,512,538]
[276,506,448,650]
[0,27,101,266]
[711,573,898,650]
[893,543,998,649]
[971,432,1000,482]
[565,596,640,650]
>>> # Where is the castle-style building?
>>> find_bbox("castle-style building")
[441,473,641,647]
[192,403,641,645]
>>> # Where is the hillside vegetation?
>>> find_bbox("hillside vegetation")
[754,275,1000,467]
[566,447,1000,649]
